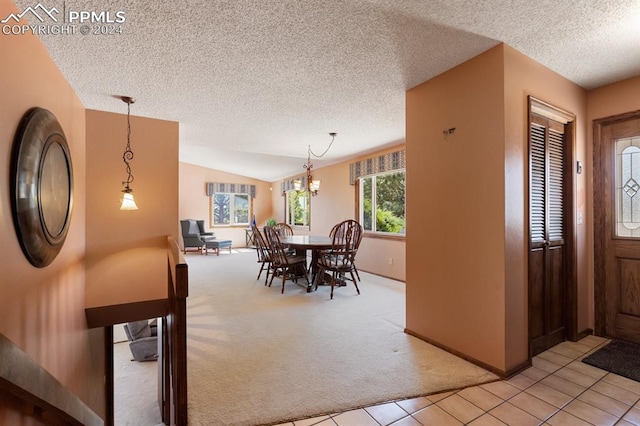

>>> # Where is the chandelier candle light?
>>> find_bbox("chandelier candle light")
[119,96,138,210]
[294,132,337,196]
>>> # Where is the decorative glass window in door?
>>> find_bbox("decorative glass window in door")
[616,137,640,236]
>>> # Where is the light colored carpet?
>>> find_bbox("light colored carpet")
[114,341,162,426]
[186,250,498,426]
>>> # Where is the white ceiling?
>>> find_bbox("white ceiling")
[13,0,640,181]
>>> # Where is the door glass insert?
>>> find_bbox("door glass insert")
[616,137,640,236]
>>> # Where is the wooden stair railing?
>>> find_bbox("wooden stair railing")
[0,332,103,426]
[163,236,188,425]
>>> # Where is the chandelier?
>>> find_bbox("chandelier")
[294,132,336,196]
[119,96,138,210]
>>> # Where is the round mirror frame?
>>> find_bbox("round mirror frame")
[10,108,74,268]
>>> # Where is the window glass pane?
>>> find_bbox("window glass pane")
[358,171,406,236]
[286,190,309,226]
[361,177,373,231]
[616,137,640,236]
[234,194,249,224]
[213,193,230,225]
[375,172,406,234]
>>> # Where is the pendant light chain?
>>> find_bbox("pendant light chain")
[122,99,134,190]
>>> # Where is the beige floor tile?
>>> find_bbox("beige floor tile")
[577,389,630,417]
[509,392,558,421]
[540,374,586,397]
[617,420,637,426]
[331,408,378,426]
[412,405,463,426]
[537,350,574,366]
[313,420,338,426]
[532,357,563,374]
[481,381,521,400]
[520,366,550,381]
[395,396,431,414]
[562,399,619,426]
[364,402,408,426]
[436,394,485,424]
[545,410,592,425]
[547,342,589,359]
[274,423,295,426]
[577,335,609,348]
[426,390,455,403]
[552,366,600,388]
[524,383,573,408]
[388,415,422,426]
[591,380,640,405]
[508,373,538,390]
[467,414,508,425]
[458,386,505,411]
[294,416,331,426]
[623,404,640,425]
[602,373,640,396]
[489,402,541,426]
[564,360,608,379]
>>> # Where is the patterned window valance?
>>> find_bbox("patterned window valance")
[349,149,406,185]
[206,182,256,198]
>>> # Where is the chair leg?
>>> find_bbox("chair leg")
[264,263,272,285]
[268,267,277,287]
[353,266,361,281]
[281,267,287,293]
[350,270,360,295]
[330,271,338,299]
[257,262,265,281]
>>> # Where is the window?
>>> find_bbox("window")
[616,137,640,236]
[212,193,250,226]
[359,171,405,235]
[286,190,310,227]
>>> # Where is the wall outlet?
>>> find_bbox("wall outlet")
[388,258,393,265]
[577,211,583,225]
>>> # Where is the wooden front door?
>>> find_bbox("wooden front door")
[528,97,576,357]
[595,111,640,344]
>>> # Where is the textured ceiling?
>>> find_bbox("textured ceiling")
[12,0,640,181]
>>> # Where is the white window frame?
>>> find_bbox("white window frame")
[285,190,310,228]
[211,192,251,227]
[359,170,406,236]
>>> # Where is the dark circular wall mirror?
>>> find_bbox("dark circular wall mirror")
[10,108,73,268]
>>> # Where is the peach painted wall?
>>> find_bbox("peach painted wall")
[272,144,406,281]
[85,110,178,308]
[586,75,640,331]
[503,45,587,370]
[0,0,104,422]
[406,45,508,371]
[179,162,272,248]
[406,44,589,374]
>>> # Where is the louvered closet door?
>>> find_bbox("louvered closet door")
[529,114,567,356]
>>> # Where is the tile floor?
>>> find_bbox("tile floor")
[275,335,640,426]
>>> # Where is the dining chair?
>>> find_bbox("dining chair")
[264,226,309,293]
[252,225,272,285]
[273,222,294,236]
[316,220,363,299]
[329,221,361,281]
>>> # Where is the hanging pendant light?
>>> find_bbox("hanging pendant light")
[120,96,138,210]
[299,132,336,196]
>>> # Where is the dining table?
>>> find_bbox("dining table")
[281,235,333,292]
